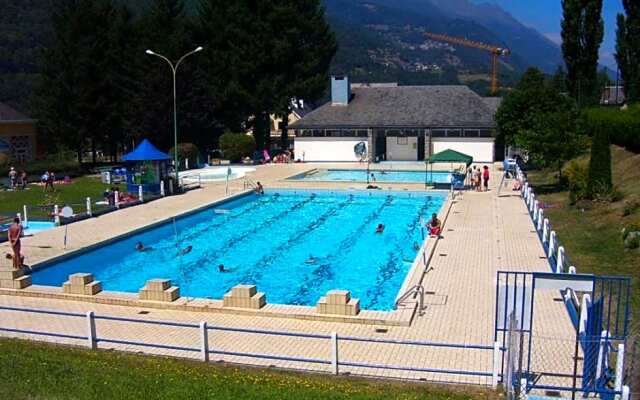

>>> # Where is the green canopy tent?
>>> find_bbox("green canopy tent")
[424,149,473,189]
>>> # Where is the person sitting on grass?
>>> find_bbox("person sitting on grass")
[428,213,442,237]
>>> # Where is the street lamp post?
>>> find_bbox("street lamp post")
[145,46,203,190]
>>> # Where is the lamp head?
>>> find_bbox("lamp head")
[145,49,154,55]
[195,46,203,52]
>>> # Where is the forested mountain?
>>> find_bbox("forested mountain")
[0,0,564,115]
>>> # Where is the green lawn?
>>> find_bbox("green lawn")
[0,176,108,220]
[0,338,496,400]
[527,146,639,332]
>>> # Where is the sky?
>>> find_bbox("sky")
[470,0,625,69]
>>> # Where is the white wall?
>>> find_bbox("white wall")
[432,137,495,163]
[294,137,366,162]
[386,137,418,161]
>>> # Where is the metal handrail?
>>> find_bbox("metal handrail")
[243,177,257,190]
[395,284,425,315]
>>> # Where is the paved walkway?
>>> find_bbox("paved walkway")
[0,163,577,386]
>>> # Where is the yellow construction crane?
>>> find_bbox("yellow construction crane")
[425,32,510,94]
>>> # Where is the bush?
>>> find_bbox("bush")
[565,159,589,202]
[219,132,256,162]
[169,143,200,169]
[622,198,640,216]
[587,127,612,198]
[584,104,640,152]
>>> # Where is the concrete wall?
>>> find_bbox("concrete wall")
[294,137,365,162]
[432,137,495,163]
[386,136,418,161]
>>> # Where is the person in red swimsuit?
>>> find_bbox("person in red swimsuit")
[8,217,23,269]
[428,213,442,237]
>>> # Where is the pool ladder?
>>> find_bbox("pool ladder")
[395,284,426,316]
[244,177,258,190]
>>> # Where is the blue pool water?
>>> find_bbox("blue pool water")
[287,169,452,184]
[1,220,56,236]
[31,190,446,310]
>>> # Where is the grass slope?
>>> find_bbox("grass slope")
[0,338,496,400]
[529,146,639,329]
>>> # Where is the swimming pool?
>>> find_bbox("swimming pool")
[31,189,446,310]
[287,169,453,184]
[0,220,56,236]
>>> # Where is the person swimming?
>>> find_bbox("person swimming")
[218,264,230,272]
[305,254,317,264]
[177,245,192,256]
[413,242,420,251]
[375,223,385,234]
[135,241,152,252]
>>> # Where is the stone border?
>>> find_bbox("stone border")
[3,188,453,327]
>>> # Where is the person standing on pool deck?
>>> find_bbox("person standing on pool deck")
[482,165,490,191]
[8,217,23,269]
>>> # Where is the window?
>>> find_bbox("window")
[298,130,312,137]
[446,129,462,137]
[312,130,325,137]
[464,129,480,137]
[479,129,493,137]
[341,130,356,137]
[431,129,446,137]
[325,130,341,137]
[356,130,369,137]
[397,137,408,145]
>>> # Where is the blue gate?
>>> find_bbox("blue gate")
[495,271,631,399]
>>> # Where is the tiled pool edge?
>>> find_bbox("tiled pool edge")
[4,189,452,327]
[26,189,256,271]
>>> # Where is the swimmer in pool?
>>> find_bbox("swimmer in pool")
[305,255,317,264]
[218,264,231,272]
[375,223,385,234]
[135,241,152,252]
[177,245,192,256]
[413,242,420,251]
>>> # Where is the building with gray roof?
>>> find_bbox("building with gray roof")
[288,76,498,162]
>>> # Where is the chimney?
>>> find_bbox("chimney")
[331,76,350,106]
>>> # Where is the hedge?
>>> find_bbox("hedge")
[584,104,640,153]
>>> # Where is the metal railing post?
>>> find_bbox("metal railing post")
[23,205,28,226]
[548,231,556,259]
[200,321,209,362]
[86,197,92,216]
[557,246,565,273]
[114,191,120,208]
[54,204,60,225]
[160,180,165,197]
[621,385,630,400]
[492,340,500,388]
[138,185,144,203]
[537,209,544,231]
[542,219,549,243]
[331,332,339,375]
[86,311,97,349]
[614,343,624,393]
[519,378,528,400]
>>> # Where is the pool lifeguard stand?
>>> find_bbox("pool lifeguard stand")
[122,139,170,195]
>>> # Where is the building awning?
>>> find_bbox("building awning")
[426,149,473,166]
[122,139,170,161]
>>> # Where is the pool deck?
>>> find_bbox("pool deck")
[0,162,576,386]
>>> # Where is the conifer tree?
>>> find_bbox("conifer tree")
[561,0,604,107]
[615,0,640,103]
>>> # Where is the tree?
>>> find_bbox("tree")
[561,0,604,107]
[587,126,612,197]
[33,0,135,163]
[495,68,587,180]
[196,0,336,151]
[131,0,214,152]
[552,65,568,93]
[615,0,640,103]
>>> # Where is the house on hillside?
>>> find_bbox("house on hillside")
[288,76,498,163]
[0,102,37,162]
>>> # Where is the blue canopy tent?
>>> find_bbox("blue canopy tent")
[122,139,170,194]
